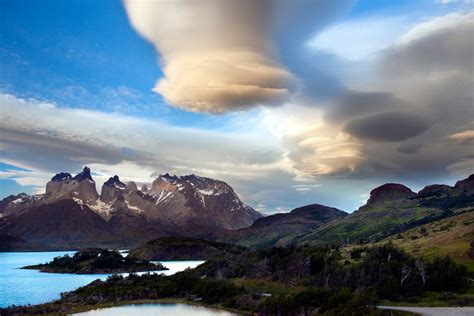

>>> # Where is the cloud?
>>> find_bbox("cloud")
[308,15,409,61]
[123,0,354,113]
[344,111,432,142]
[326,91,407,122]
[397,143,423,154]
[447,130,474,143]
[383,11,474,77]
[124,0,295,113]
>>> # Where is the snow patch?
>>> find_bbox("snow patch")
[154,190,174,204]
[88,199,112,215]
[114,183,126,190]
[72,197,84,208]
[125,200,143,213]
[11,198,23,204]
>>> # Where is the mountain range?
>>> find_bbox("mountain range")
[0,167,473,253]
[0,167,262,249]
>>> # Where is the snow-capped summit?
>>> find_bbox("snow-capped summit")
[0,167,263,247]
[150,173,262,229]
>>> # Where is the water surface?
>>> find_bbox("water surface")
[0,251,204,308]
[75,303,236,315]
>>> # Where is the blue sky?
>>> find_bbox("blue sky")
[1,0,473,213]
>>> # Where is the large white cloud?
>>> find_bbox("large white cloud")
[124,0,294,113]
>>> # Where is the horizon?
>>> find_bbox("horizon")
[4,164,472,214]
[1,0,473,214]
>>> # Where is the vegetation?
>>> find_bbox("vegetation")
[378,211,474,271]
[22,248,166,274]
[5,243,472,315]
[128,237,246,261]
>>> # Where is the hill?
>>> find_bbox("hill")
[378,211,474,271]
[296,175,474,246]
[223,204,347,248]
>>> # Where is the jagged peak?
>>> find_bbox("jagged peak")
[104,175,126,190]
[51,172,72,182]
[73,166,93,181]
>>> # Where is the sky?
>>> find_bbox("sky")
[0,0,473,214]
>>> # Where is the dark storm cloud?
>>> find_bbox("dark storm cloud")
[344,111,432,142]
[397,143,423,154]
[326,91,407,122]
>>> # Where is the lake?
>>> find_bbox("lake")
[75,303,236,315]
[0,251,204,308]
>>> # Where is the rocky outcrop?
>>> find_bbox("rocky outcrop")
[366,183,416,206]
[45,166,99,204]
[417,184,453,198]
[454,174,474,195]
[100,175,127,203]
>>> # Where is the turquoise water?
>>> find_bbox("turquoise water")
[0,251,204,308]
[75,303,236,315]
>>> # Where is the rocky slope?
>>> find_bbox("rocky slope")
[0,167,261,249]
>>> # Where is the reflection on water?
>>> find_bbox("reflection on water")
[75,303,236,315]
[0,251,204,308]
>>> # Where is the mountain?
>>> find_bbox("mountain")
[221,204,348,248]
[128,237,246,261]
[147,173,261,230]
[0,167,261,249]
[296,175,474,245]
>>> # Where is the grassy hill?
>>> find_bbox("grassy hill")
[378,211,474,271]
[221,204,347,248]
[295,178,474,246]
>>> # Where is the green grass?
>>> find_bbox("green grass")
[379,211,474,271]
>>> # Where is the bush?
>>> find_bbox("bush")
[426,256,469,292]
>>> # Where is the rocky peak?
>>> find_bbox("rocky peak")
[45,166,99,204]
[101,175,126,203]
[73,166,94,181]
[126,181,138,192]
[454,174,474,195]
[141,184,148,192]
[149,173,262,229]
[104,175,126,189]
[51,172,72,182]
[366,183,416,206]
[417,184,453,198]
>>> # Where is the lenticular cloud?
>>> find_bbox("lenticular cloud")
[124,0,294,113]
